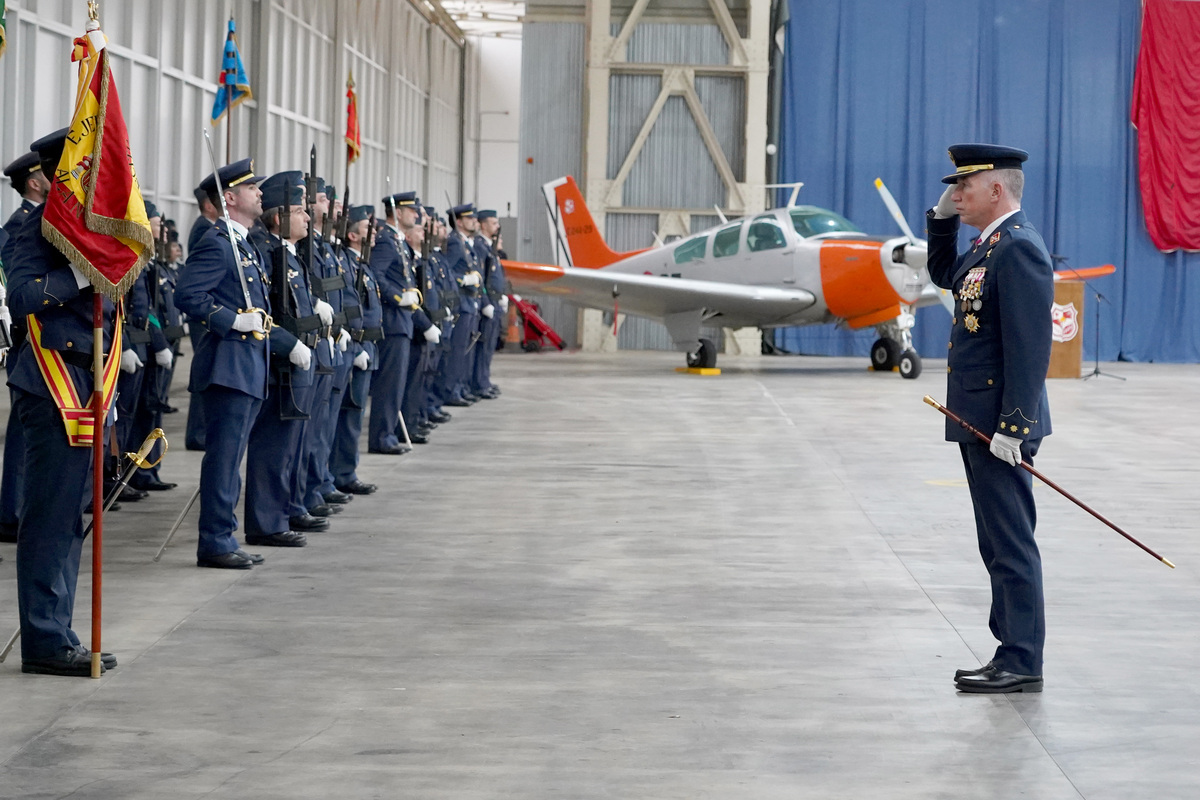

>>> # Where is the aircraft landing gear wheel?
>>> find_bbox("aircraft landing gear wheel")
[898,349,922,379]
[870,338,902,371]
[686,338,718,369]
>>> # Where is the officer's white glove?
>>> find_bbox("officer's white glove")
[400,290,420,307]
[232,312,265,334]
[314,299,334,327]
[481,304,495,319]
[288,340,312,370]
[462,272,481,287]
[353,350,370,370]
[337,328,351,351]
[183,322,190,335]
[934,184,958,219]
[423,326,441,344]
[120,349,143,374]
[498,295,509,313]
[155,347,174,368]
[69,263,92,290]
[989,432,1023,466]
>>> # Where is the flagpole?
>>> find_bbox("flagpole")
[225,64,234,165]
[90,292,104,678]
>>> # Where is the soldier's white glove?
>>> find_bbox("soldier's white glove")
[990,432,1023,466]
[498,295,509,313]
[337,328,352,351]
[288,340,312,369]
[423,326,441,344]
[934,184,957,219]
[481,304,495,319]
[155,347,174,368]
[353,350,370,370]
[462,272,481,287]
[232,312,265,334]
[0,304,12,332]
[400,290,420,307]
[314,299,334,327]
[183,322,190,335]
[120,349,143,374]
[69,263,91,290]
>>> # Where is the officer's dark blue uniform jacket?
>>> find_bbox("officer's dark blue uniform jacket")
[371,225,416,337]
[400,238,434,336]
[187,215,214,254]
[926,209,1054,444]
[347,246,383,371]
[257,234,319,388]
[444,230,480,315]
[4,207,118,400]
[3,199,37,239]
[174,220,271,399]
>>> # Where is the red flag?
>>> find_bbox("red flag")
[1131,0,1200,253]
[345,71,362,165]
[41,27,152,300]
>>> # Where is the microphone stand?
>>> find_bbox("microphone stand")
[1052,254,1125,382]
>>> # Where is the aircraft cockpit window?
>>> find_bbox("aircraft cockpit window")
[747,216,788,252]
[673,236,708,264]
[789,207,861,238]
[712,224,741,258]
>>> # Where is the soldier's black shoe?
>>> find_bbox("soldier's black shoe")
[955,667,1043,694]
[118,486,149,502]
[139,480,177,491]
[955,661,994,679]
[0,522,17,543]
[235,549,264,564]
[244,531,307,548]
[336,480,377,495]
[323,490,353,505]
[308,503,341,517]
[23,648,102,677]
[289,514,330,532]
[368,444,409,455]
[75,646,117,669]
[444,398,470,407]
[408,432,429,445]
[431,411,452,423]
[197,551,254,569]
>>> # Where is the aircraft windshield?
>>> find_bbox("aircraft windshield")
[789,207,861,238]
[673,236,707,264]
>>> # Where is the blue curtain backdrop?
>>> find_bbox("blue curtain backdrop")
[774,0,1200,363]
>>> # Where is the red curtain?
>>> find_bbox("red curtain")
[1132,0,1200,252]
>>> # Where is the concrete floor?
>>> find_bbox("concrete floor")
[1,348,1198,799]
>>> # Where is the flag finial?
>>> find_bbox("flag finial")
[88,1,99,22]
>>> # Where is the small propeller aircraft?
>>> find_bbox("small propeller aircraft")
[503,177,1114,377]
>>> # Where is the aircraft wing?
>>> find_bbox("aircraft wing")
[504,261,818,325]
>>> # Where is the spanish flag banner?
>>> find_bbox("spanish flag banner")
[346,71,362,164]
[41,24,152,302]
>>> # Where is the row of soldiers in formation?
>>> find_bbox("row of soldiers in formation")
[0,131,508,675]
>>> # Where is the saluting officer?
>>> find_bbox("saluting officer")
[3,130,118,674]
[443,203,483,406]
[174,158,272,570]
[926,144,1054,694]
[330,204,382,494]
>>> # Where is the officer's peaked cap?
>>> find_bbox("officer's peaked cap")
[942,144,1029,184]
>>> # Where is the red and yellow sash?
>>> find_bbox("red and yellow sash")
[25,312,123,447]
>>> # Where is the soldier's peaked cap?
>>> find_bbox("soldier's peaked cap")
[143,200,161,219]
[384,191,418,209]
[942,144,1029,184]
[450,203,475,220]
[476,209,498,220]
[348,204,374,223]
[30,128,69,176]
[259,171,305,210]
[4,151,43,190]
[198,158,266,196]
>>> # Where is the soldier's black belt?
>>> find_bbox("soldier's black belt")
[353,326,383,343]
[315,275,345,293]
[126,328,152,345]
[61,350,92,370]
[332,311,347,327]
[163,324,186,342]
[342,303,362,321]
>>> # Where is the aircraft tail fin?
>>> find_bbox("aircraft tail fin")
[541,176,628,268]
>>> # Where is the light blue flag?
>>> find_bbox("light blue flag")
[211,17,252,125]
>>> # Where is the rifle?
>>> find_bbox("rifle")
[271,186,309,421]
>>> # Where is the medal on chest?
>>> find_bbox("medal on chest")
[959,266,986,313]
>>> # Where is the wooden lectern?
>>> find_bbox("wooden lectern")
[1047,280,1084,378]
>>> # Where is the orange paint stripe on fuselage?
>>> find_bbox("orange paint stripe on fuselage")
[503,260,566,286]
[818,239,904,327]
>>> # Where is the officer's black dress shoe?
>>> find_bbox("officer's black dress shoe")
[444,397,470,407]
[955,666,1043,694]
[417,423,435,435]
[244,531,307,547]
[955,660,995,679]
[324,490,353,505]
[163,405,180,414]
[431,411,452,423]
[308,503,342,517]
[479,388,499,399]
[23,648,102,676]
[235,549,264,565]
[197,551,254,569]
[289,514,330,532]
[75,645,117,669]
[139,480,177,491]
[336,480,377,495]
[118,486,149,502]
[368,444,409,455]
[0,522,17,543]
[408,432,429,445]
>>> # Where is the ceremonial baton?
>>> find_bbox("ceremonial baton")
[923,396,1175,568]
[0,428,167,664]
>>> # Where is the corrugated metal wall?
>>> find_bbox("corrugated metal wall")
[0,0,464,242]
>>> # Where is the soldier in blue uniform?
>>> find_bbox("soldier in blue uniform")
[1,148,51,545]
[187,186,219,254]
[926,144,1054,694]
[399,209,441,443]
[330,204,382,493]
[470,209,505,400]
[3,130,117,674]
[366,192,422,454]
[424,210,456,425]
[183,181,220,451]
[241,170,324,546]
[443,203,484,406]
[174,158,273,569]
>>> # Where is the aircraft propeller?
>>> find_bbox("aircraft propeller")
[874,177,954,314]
